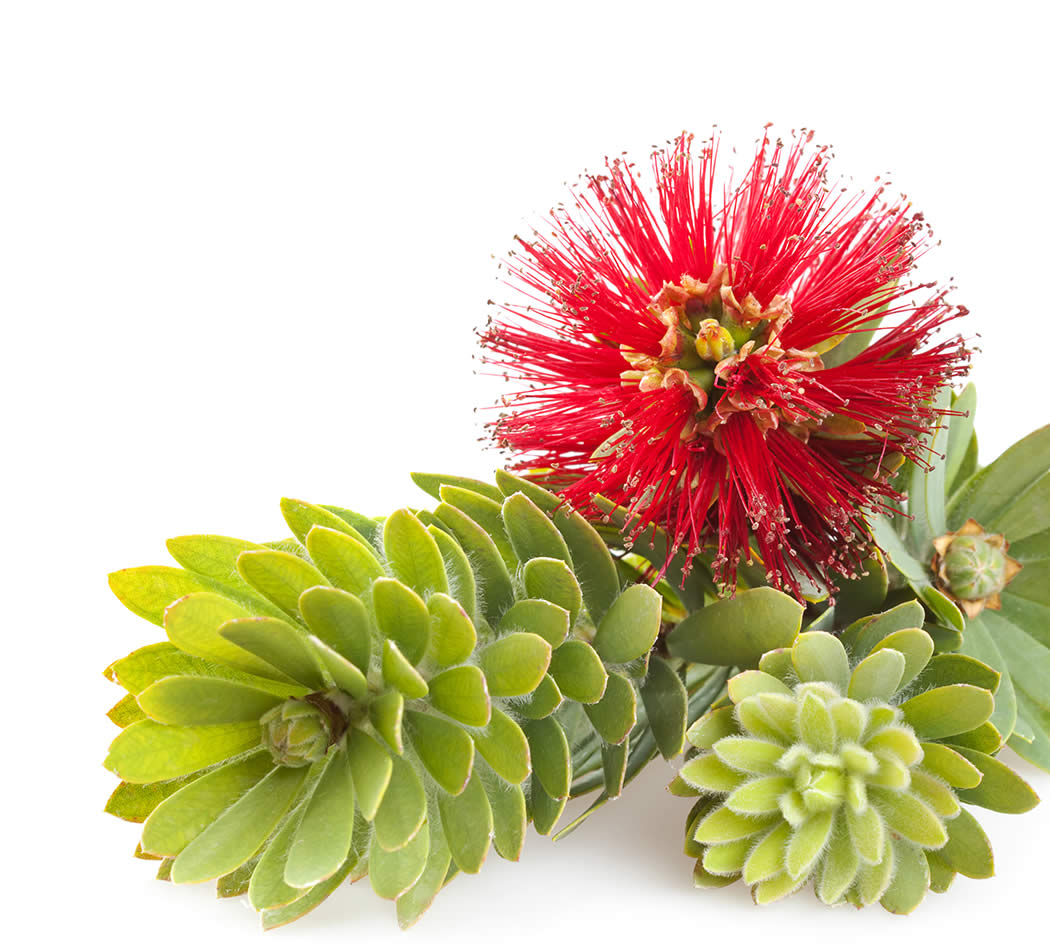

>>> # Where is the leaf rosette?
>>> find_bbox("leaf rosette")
[673,609,1039,912]
[103,472,674,929]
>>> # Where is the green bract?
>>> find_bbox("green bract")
[104,473,676,929]
[674,623,1038,912]
[872,384,1050,772]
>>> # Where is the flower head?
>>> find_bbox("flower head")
[482,131,970,596]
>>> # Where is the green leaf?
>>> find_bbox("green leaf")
[163,593,293,683]
[411,471,505,504]
[472,709,530,784]
[522,557,583,627]
[694,805,776,844]
[841,599,926,657]
[220,616,325,689]
[395,832,451,930]
[915,653,1001,694]
[428,665,491,727]
[791,631,850,690]
[820,282,895,369]
[726,670,792,702]
[939,806,994,878]
[679,754,746,793]
[592,584,661,664]
[548,640,607,704]
[848,649,905,702]
[105,776,194,824]
[640,655,688,759]
[105,720,262,783]
[817,816,861,904]
[308,636,369,700]
[499,598,569,648]
[171,766,308,884]
[786,810,834,879]
[248,809,306,911]
[374,755,427,852]
[945,384,977,492]
[960,613,1017,739]
[602,740,629,798]
[426,593,476,667]
[137,676,282,725]
[480,632,552,697]
[947,424,1050,531]
[405,710,474,795]
[952,746,1041,813]
[502,491,573,565]
[515,674,563,719]
[906,386,952,559]
[304,525,385,598]
[743,822,792,884]
[428,526,477,620]
[383,509,449,597]
[439,485,517,570]
[900,684,995,740]
[298,586,370,673]
[438,772,493,874]
[686,706,739,749]
[369,821,429,900]
[868,788,947,848]
[666,588,803,668]
[713,737,785,775]
[880,840,930,914]
[494,469,620,623]
[583,671,637,744]
[139,752,272,856]
[345,727,393,820]
[369,689,404,755]
[382,640,428,699]
[433,501,515,622]
[487,780,527,860]
[523,717,571,799]
[530,776,567,836]
[284,748,355,887]
[918,742,982,789]
[373,577,430,667]
[260,861,354,930]
[109,566,255,627]
[280,497,374,550]
[921,587,966,634]
[868,627,934,690]
[925,851,956,895]
[236,549,329,620]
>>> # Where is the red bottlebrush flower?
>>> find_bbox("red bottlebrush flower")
[482,130,970,597]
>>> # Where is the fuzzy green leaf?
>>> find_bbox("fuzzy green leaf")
[405,711,474,795]
[284,748,355,887]
[106,720,262,783]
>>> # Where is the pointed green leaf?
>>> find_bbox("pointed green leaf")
[369,689,404,755]
[786,810,834,879]
[686,706,738,749]
[868,788,947,847]
[105,775,193,824]
[906,387,951,559]
[918,742,982,789]
[502,491,572,566]
[427,526,476,620]
[248,810,305,911]
[640,655,688,759]
[382,640,428,699]
[945,383,977,491]
[280,497,373,549]
[880,840,930,914]
[952,746,1041,813]
[433,501,515,621]
[110,566,252,627]
[412,471,505,503]
[694,805,775,844]
[307,636,369,700]
[374,755,427,852]
[817,816,860,904]
[939,806,994,878]
[236,549,328,620]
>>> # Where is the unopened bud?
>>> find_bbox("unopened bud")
[261,699,334,767]
[694,319,736,362]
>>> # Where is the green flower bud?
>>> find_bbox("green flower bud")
[674,621,1039,913]
[932,518,1023,618]
[261,698,336,768]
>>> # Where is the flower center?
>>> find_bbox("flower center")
[260,691,352,767]
[617,266,826,441]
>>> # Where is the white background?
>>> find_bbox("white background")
[3,1,1048,945]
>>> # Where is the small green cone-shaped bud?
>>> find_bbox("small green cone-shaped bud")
[931,518,1023,618]
[261,699,336,768]
[673,623,1038,913]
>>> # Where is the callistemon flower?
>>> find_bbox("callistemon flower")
[482,131,970,595]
